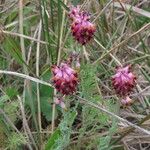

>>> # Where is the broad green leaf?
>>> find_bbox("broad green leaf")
[45,129,61,150]
[40,70,54,121]
[24,82,38,131]
[40,97,54,121]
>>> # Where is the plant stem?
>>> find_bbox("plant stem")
[0,70,54,88]
[36,20,42,147]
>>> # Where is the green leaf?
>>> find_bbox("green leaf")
[40,83,53,98]
[80,63,100,101]
[45,129,61,150]
[40,97,54,121]
[40,70,54,121]
[7,132,26,150]
[2,36,23,65]
[52,110,77,150]
[24,82,38,130]
[4,10,18,25]
[97,136,111,150]
[4,101,19,123]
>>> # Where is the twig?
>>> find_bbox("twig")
[0,70,54,88]
[18,96,37,150]
[0,108,20,134]
[83,46,90,61]
[27,23,40,65]
[93,0,114,23]
[2,30,48,44]
[0,0,17,14]
[94,38,122,66]
[114,2,150,18]
[111,113,150,145]
[19,0,27,74]
[57,0,67,65]
[36,20,42,144]
[5,15,38,29]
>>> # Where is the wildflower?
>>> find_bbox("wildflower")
[54,97,66,109]
[69,6,96,45]
[112,65,136,96]
[52,63,78,95]
[121,96,133,106]
[68,6,80,21]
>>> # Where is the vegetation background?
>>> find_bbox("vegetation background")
[0,0,150,149]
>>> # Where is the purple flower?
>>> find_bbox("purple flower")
[52,63,78,95]
[69,6,96,45]
[112,65,136,96]
[68,6,81,21]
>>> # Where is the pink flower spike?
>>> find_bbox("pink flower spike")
[112,65,136,96]
[68,5,80,21]
[51,62,78,95]
[71,20,96,45]
[69,6,96,45]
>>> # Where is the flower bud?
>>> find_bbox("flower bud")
[54,97,66,109]
[121,96,133,106]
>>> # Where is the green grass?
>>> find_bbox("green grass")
[0,0,150,149]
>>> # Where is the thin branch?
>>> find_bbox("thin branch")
[19,0,27,74]
[114,2,150,18]
[18,96,37,150]
[2,30,48,44]
[93,0,114,23]
[83,46,90,61]
[36,20,42,144]
[5,15,38,29]
[0,108,20,134]
[0,0,17,14]
[94,38,122,66]
[0,70,54,88]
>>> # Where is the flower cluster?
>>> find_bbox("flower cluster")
[52,62,78,95]
[112,65,136,105]
[69,6,96,45]
[112,65,136,96]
